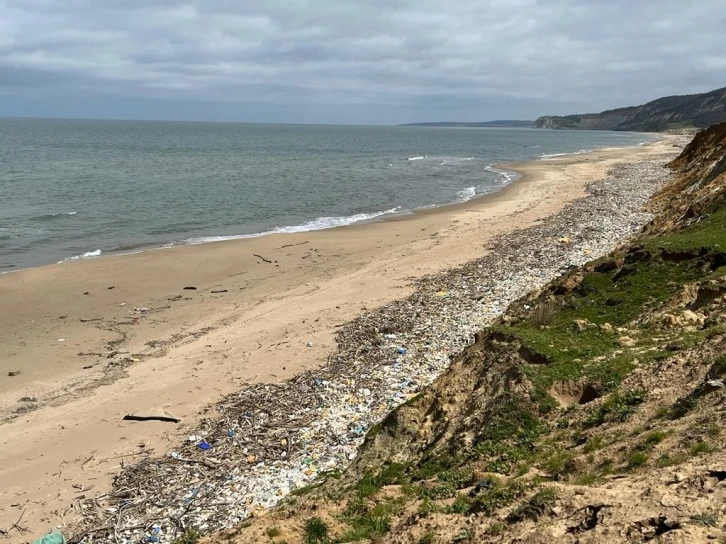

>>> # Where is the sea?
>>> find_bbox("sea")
[0,118,656,271]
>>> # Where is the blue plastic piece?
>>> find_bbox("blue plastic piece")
[33,533,66,544]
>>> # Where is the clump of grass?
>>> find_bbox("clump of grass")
[507,487,558,522]
[411,454,458,481]
[707,423,722,437]
[304,518,330,544]
[642,431,667,448]
[656,452,688,467]
[418,530,437,544]
[690,441,717,456]
[172,529,200,544]
[470,478,529,516]
[266,527,282,538]
[573,472,602,486]
[413,481,457,500]
[355,462,408,497]
[690,512,719,527]
[447,494,474,514]
[627,451,649,469]
[453,527,475,541]
[598,457,614,474]
[473,396,542,474]
[417,497,445,517]
[339,497,400,542]
[583,434,604,453]
[437,467,474,488]
[584,389,646,428]
[545,450,574,479]
[484,521,507,536]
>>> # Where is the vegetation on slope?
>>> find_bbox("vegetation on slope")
[210,124,726,543]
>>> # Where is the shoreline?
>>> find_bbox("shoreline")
[0,136,680,538]
[1,139,657,275]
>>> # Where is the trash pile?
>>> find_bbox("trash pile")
[70,157,674,543]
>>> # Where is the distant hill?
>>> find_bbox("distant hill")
[534,86,726,132]
[400,120,534,128]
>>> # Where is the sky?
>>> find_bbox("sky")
[0,0,724,125]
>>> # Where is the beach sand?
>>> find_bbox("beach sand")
[0,137,677,536]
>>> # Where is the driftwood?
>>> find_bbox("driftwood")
[252,253,272,263]
[123,413,181,423]
[277,240,309,249]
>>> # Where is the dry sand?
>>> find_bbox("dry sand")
[0,137,676,538]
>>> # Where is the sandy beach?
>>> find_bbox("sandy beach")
[0,137,679,538]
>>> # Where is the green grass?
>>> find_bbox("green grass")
[172,529,200,544]
[411,454,458,481]
[417,497,445,517]
[656,452,688,467]
[447,494,474,514]
[469,477,529,516]
[584,389,646,428]
[690,512,720,527]
[544,450,574,478]
[572,472,602,486]
[484,522,507,536]
[338,497,402,542]
[354,462,408,497]
[304,518,330,544]
[627,450,649,469]
[412,481,457,500]
[642,201,726,254]
[472,395,542,473]
[418,531,437,544]
[690,441,717,456]
[507,487,558,522]
[583,434,605,453]
[642,431,667,448]
[266,527,282,538]
[492,208,726,418]
[437,467,474,487]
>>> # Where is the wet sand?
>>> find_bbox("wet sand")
[0,137,677,537]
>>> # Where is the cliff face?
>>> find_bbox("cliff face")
[218,123,726,543]
[534,87,726,132]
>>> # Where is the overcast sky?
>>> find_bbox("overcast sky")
[0,0,724,125]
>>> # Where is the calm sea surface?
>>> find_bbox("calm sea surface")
[0,119,655,270]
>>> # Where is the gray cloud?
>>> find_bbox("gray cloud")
[0,0,724,123]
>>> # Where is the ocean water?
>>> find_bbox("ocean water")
[0,118,655,271]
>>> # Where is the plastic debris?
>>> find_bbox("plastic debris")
[198,441,211,451]
[33,532,66,544]
[69,157,675,543]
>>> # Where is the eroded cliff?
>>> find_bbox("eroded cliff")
[534,87,726,132]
